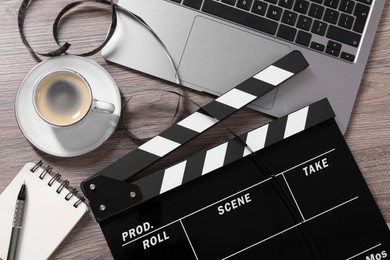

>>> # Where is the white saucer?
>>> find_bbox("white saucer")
[15,55,121,157]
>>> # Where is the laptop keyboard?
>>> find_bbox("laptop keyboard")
[167,0,373,62]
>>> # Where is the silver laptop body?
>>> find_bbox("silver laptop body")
[102,0,385,133]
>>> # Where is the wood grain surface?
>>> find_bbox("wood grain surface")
[0,0,389,259]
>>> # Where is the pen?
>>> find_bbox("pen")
[7,183,26,260]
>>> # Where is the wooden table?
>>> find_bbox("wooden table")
[0,1,389,259]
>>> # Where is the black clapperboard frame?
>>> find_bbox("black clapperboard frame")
[81,52,390,259]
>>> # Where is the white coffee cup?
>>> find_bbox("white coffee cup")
[33,69,115,127]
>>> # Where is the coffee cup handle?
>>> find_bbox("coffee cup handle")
[93,99,115,114]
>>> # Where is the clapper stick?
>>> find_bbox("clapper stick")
[84,51,308,181]
[81,51,309,218]
[128,99,334,203]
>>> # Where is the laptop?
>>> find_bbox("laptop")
[101,0,385,134]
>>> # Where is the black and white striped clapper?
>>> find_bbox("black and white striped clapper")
[81,51,309,219]
[127,98,335,205]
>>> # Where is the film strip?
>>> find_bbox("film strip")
[81,51,309,220]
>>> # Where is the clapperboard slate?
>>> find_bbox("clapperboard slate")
[81,52,390,259]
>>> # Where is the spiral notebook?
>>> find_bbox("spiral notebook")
[0,162,88,260]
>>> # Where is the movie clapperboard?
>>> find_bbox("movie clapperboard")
[81,52,390,259]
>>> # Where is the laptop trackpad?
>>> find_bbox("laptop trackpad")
[179,16,290,109]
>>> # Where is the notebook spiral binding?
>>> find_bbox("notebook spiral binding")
[30,160,85,208]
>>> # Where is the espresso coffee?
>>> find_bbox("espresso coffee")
[34,70,92,126]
